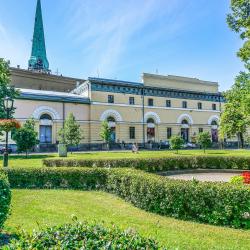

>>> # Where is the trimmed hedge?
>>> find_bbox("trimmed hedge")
[3,167,250,229]
[7,221,161,249]
[43,155,250,171]
[0,172,11,229]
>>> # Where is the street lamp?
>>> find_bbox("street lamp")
[3,97,14,167]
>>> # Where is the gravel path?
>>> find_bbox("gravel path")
[167,172,239,182]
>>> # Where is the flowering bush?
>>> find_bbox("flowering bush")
[242,171,250,184]
[0,119,21,132]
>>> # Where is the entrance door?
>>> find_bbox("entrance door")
[40,125,52,143]
[147,128,155,142]
[211,129,218,143]
[181,128,189,142]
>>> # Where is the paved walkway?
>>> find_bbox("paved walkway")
[167,172,239,182]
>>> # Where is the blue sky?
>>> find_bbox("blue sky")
[0,0,244,90]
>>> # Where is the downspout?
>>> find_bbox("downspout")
[142,87,145,148]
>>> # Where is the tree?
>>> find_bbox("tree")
[99,121,112,149]
[12,119,38,158]
[58,113,83,153]
[197,132,212,153]
[220,72,250,148]
[169,135,184,154]
[0,58,19,120]
[227,0,250,70]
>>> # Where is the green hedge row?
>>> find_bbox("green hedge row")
[4,167,250,229]
[0,172,11,229]
[43,155,250,171]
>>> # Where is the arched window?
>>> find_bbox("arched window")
[107,116,116,123]
[40,114,52,120]
[147,118,155,124]
[211,120,218,126]
[39,113,52,144]
[181,119,189,125]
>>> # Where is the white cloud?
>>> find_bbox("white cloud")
[65,0,184,77]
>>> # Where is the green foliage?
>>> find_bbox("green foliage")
[7,221,161,249]
[0,58,19,120]
[230,175,244,185]
[58,113,83,149]
[227,0,250,70]
[12,119,38,157]
[169,135,184,153]
[197,132,212,153]
[100,121,112,143]
[4,167,250,229]
[43,155,250,171]
[0,171,11,229]
[220,72,250,147]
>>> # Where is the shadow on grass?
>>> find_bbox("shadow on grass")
[0,154,54,161]
[0,232,18,247]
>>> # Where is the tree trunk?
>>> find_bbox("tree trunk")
[239,132,244,149]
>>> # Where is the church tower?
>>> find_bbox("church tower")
[28,0,50,73]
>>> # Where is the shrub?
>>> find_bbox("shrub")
[197,132,212,153]
[0,172,11,229]
[7,221,161,249]
[169,135,184,153]
[230,175,244,185]
[43,155,250,171]
[4,167,250,229]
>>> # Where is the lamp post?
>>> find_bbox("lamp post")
[3,97,14,167]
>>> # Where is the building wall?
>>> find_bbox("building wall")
[142,73,219,93]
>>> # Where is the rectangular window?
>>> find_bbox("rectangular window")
[167,127,172,139]
[166,100,171,107]
[199,128,204,133]
[182,101,187,108]
[108,95,114,103]
[129,97,135,105]
[129,127,135,139]
[212,103,216,110]
[198,102,202,110]
[148,98,154,106]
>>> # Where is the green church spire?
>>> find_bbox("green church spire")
[28,0,50,72]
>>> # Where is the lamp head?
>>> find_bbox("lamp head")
[3,97,14,111]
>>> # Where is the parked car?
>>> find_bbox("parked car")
[183,143,197,149]
[0,146,13,154]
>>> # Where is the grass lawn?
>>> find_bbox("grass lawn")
[4,189,250,250]
[0,149,250,168]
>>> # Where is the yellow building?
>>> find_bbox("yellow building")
[6,70,223,151]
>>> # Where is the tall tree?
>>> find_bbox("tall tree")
[227,0,250,70]
[58,113,83,153]
[220,72,250,148]
[12,119,38,158]
[0,58,19,119]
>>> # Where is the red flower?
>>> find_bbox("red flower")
[0,119,21,132]
[242,171,250,184]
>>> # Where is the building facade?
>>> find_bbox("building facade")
[1,0,224,151]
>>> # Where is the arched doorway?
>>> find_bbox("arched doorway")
[39,114,53,144]
[181,119,189,142]
[107,116,116,142]
[211,120,218,142]
[147,118,155,142]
